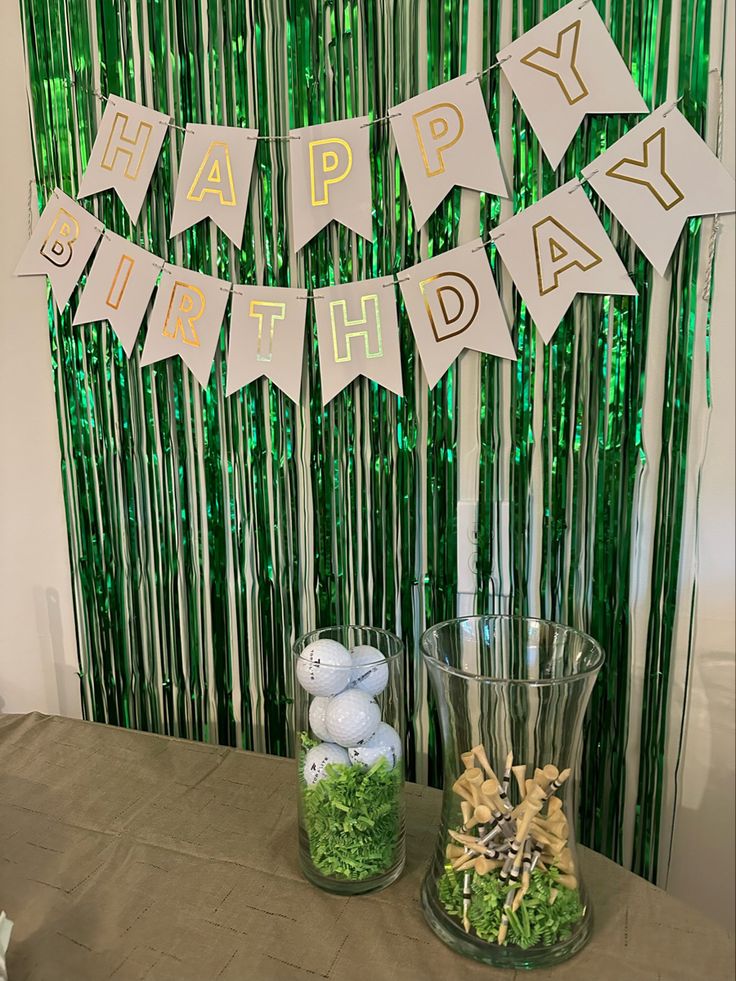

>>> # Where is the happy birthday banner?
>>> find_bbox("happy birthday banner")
[15,0,734,405]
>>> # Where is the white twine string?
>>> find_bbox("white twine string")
[360,112,402,128]
[67,75,197,135]
[466,56,512,85]
[702,67,724,304]
[27,179,35,237]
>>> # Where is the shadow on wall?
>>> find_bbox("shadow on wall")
[32,585,80,718]
[667,651,735,931]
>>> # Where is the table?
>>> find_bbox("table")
[0,714,732,980]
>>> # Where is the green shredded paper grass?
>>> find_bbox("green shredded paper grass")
[438,864,583,949]
[300,732,402,880]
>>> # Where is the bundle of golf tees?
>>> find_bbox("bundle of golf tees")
[297,639,402,780]
[447,745,574,942]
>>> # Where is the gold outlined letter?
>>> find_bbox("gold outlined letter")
[162,281,205,347]
[412,103,464,177]
[329,295,382,362]
[106,255,135,310]
[532,216,602,295]
[187,142,237,206]
[101,112,154,180]
[605,128,684,211]
[250,300,286,362]
[419,272,479,342]
[40,208,79,267]
[520,21,589,105]
[309,138,353,206]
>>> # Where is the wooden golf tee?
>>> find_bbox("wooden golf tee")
[543,764,559,784]
[502,751,513,795]
[546,767,571,799]
[512,764,527,798]
[462,872,472,932]
[474,855,493,876]
[466,804,491,830]
[460,800,475,833]
[452,778,475,805]
[464,767,484,795]
[454,854,480,872]
[546,795,563,817]
[480,778,505,814]
[472,744,500,784]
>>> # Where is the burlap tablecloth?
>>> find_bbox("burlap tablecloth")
[0,713,732,980]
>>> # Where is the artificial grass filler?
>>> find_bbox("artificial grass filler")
[438,864,583,949]
[300,732,402,879]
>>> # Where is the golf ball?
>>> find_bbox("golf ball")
[348,722,403,770]
[296,639,352,696]
[303,743,350,785]
[308,696,332,742]
[325,689,381,747]
[349,646,389,696]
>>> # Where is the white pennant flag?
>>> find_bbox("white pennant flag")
[583,104,736,275]
[226,286,308,401]
[77,95,169,222]
[493,180,637,343]
[390,76,508,228]
[289,118,373,252]
[140,265,231,388]
[400,240,517,388]
[170,123,258,246]
[72,231,162,356]
[314,278,403,404]
[15,188,103,311]
[498,0,647,169]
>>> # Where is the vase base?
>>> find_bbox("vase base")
[420,871,592,970]
[300,855,405,896]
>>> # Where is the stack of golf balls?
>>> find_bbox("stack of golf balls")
[298,639,402,786]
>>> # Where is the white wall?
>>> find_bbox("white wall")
[665,2,735,929]
[0,0,733,929]
[0,1,81,719]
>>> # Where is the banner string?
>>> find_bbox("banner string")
[567,171,598,193]
[66,74,108,104]
[466,56,511,85]
[472,231,503,252]
[57,69,729,303]
[26,178,35,237]
[702,67,724,303]
[662,95,686,118]
[361,112,402,128]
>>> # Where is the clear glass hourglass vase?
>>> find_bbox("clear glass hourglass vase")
[420,616,604,970]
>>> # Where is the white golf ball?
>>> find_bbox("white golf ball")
[296,639,352,696]
[325,689,381,747]
[308,696,332,742]
[348,722,403,770]
[302,743,350,785]
[349,645,389,696]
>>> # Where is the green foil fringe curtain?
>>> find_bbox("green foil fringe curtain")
[18,0,719,883]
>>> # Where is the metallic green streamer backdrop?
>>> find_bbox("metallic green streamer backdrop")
[18,0,718,882]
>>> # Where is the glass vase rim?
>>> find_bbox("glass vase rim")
[293,624,404,665]
[420,614,605,685]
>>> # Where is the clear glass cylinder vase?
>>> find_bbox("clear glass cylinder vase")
[420,616,604,969]
[293,625,405,894]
